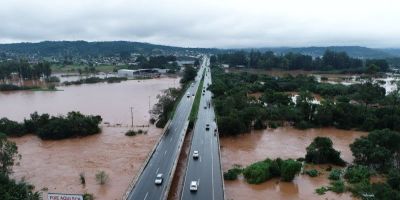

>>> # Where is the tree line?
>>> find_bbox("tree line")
[0,60,51,81]
[210,50,389,72]
[0,111,102,140]
[209,67,400,135]
[150,64,198,128]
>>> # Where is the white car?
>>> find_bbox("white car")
[193,150,199,159]
[190,181,198,191]
[205,124,210,131]
[187,92,190,98]
[155,173,163,185]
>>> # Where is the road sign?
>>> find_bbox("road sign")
[48,193,83,200]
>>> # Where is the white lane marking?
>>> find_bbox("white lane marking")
[144,192,148,200]
[198,178,200,186]
[211,127,215,200]
[200,157,202,162]
[170,137,173,142]
[156,167,159,174]
[164,150,167,155]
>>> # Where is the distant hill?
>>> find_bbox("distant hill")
[254,46,396,59]
[380,48,400,57]
[0,41,399,59]
[0,41,219,57]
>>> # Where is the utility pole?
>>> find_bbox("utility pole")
[148,96,151,111]
[130,107,134,127]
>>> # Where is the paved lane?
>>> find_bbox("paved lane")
[181,58,224,200]
[127,58,206,200]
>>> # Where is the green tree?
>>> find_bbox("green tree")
[0,133,20,175]
[305,137,345,165]
[280,159,302,181]
[350,129,400,172]
[180,66,197,84]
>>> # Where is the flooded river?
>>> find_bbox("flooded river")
[0,78,178,125]
[1,77,178,199]
[221,127,367,200]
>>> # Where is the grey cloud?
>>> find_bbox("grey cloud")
[0,0,399,48]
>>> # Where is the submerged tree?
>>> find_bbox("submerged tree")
[305,137,346,166]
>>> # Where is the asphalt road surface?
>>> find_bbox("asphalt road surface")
[127,58,206,200]
[181,59,224,200]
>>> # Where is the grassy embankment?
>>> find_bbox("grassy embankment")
[188,72,205,128]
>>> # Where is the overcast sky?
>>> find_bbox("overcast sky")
[0,0,399,48]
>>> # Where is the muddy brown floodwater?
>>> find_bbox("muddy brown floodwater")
[0,78,178,200]
[220,127,367,200]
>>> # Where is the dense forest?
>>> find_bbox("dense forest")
[209,67,400,135]
[211,50,390,72]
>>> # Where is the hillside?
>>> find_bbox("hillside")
[0,41,219,57]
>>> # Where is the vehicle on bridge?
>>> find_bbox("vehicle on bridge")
[190,181,198,192]
[206,123,210,131]
[193,150,199,159]
[155,173,163,185]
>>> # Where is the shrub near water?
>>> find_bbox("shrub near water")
[329,169,342,180]
[242,158,302,184]
[243,161,271,184]
[280,159,302,181]
[305,137,346,166]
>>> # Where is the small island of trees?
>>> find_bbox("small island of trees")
[0,111,102,140]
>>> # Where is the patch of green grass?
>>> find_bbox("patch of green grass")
[189,73,204,124]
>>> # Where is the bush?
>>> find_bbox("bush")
[125,130,136,136]
[344,165,371,184]
[315,186,329,195]
[280,159,302,181]
[224,169,239,180]
[79,172,86,185]
[329,169,342,180]
[269,158,282,177]
[305,169,319,177]
[83,193,94,200]
[305,137,346,166]
[329,180,346,193]
[0,118,26,136]
[243,161,271,184]
[0,173,41,200]
[95,171,109,185]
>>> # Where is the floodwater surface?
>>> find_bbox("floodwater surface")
[221,127,367,200]
[0,78,178,125]
[2,78,178,199]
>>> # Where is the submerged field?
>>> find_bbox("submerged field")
[1,77,178,199]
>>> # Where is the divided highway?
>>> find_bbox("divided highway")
[181,58,224,200]
[126,58,206,200]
